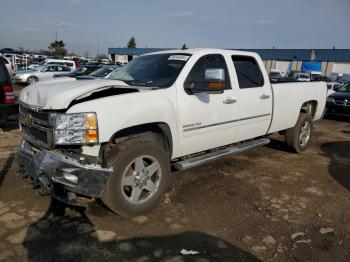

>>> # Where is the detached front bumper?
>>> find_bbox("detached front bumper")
[17,140,113,203]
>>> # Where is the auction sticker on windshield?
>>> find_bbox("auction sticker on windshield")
[168,55,190,61]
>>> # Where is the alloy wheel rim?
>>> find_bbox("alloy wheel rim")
[120,155,162,205]
[299,121,311,146]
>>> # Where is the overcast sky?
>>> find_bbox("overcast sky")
[1,0,349,56]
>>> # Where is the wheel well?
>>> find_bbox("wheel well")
[300,100,317,118]
[27,76,38,82]
[108,123,173,155]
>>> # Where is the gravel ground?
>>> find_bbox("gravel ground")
[0,115,349,261]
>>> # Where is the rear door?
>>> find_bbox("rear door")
[231,55,273,141]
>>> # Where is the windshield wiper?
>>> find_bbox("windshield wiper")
[128,80,154,86]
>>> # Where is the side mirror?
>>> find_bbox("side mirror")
[185,68,225,94]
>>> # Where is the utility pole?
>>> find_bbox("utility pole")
[55,22,58,42]
[97,39,100,61]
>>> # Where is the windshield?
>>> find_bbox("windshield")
[338,82,350,92]
[108,53,191,87]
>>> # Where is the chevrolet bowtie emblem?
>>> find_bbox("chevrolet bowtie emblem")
[22,114,33,125]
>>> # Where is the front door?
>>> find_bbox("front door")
[177,54,239,157]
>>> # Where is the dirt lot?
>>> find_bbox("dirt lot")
[0,116,349,261]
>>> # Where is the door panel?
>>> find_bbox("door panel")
[231,55,273,142]
[178,89,238,156]
[177,54,239,157]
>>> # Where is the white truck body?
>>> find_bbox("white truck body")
[17,49,327,216]
[20,49,326,159]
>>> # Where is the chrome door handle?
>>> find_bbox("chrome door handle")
[260,94,270,99]
[223,98,237,104]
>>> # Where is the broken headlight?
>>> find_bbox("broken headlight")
[54,112,99,145]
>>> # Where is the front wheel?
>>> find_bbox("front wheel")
[101,132,170,217]
[27,76,38,85]
[285,113,313,153]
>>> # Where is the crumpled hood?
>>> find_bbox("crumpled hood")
[19,78,133,109]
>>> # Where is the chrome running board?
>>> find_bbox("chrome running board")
[173,138,270,171]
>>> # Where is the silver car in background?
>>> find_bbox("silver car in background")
[14,64,72,85]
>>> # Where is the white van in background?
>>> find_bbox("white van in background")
[29,59,77,70]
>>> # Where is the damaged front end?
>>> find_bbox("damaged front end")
[18,101,113,206]
[17,139,113,206]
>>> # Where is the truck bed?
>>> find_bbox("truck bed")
[268,81,327,133]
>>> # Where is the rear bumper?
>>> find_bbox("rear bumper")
[0,103,19,121]
[17,140,113,202]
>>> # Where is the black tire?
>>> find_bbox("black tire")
[101,132,170,217]
[27,76,38,85]
[285,113,313,153]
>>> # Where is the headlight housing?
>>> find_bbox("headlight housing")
[326,97,334,103]
[54,112,99,145]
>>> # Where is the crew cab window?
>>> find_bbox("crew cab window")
[185,54,231,90]
[231,56,264,88]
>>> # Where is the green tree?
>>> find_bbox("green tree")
[127,37,136,48]
[48,40,67,57]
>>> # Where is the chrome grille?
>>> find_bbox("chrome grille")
[19,104,54,149]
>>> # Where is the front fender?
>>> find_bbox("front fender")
[67,88,180,157]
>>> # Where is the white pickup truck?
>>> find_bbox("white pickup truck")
[17,49,327,216]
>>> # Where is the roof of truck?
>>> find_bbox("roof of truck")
[143,48,258,57]
[108,48,350,62]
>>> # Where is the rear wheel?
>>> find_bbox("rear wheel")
[27,76,38,85]
[101,132,170,217]
[285,113,313,153]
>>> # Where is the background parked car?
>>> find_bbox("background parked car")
[326,82,350,117]
[26,57,46,70]
[34,59,77,70]
[14,64,73,85]
[326,82,342,96]
[0,57,18,122]
[54,64,102,78]
[269,71,283,83]
[294,72,311,82]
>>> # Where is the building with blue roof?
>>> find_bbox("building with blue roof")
[108,47,350,76]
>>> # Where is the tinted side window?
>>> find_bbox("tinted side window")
[232,56,264,88]
[185,54,231,90]
[48,66,57,71]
